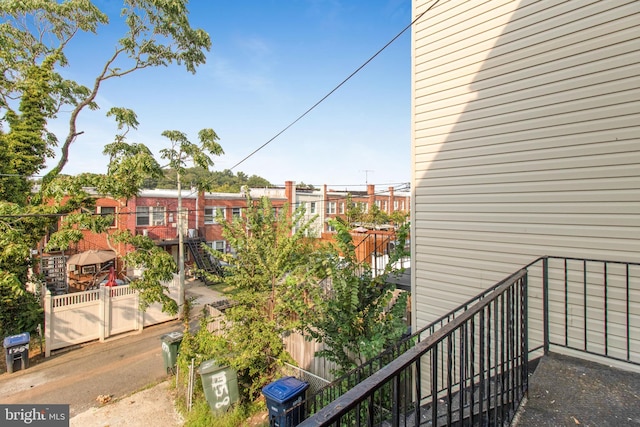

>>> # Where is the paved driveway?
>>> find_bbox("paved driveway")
[0,280,223,421]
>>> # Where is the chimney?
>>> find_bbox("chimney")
[368,184,375,210]
[285,181,295,215]
[389,186,395,213]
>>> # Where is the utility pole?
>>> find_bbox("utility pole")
[177,169,185,319]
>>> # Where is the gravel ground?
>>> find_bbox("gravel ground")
[70,380,183,427]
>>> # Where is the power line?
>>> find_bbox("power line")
[228,0,441,171]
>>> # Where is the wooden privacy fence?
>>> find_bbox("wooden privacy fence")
[43,275,180,356]
[205,303,336,382]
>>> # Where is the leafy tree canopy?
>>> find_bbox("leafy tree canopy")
[0,0,211,337]
[303,219,410,375]
[146,167,272,193]
[197,196,324,400]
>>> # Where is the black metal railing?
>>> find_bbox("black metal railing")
[299,269,529,426]
[186,237,224,279]
[296,269,523,421]
[298,255,639,426]
[526,256,640,366]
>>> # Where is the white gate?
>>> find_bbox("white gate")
[44,275,179,356]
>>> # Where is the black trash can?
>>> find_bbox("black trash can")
[262,376,309,427]
[160,331,183,374]
[3,332,30,374]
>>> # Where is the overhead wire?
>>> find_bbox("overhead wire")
[228,0,441,171]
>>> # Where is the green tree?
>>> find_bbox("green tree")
[364,203,390,227]
[389,210,410,226]
[344,194,365,226]
[304,220,410,376]
[200,196,322,400]
[160,128,223,317]
[110,231,179,314]
[0,0,210,337]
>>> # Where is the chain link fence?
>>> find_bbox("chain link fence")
[278,361,331,397]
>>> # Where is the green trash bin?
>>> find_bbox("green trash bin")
[160,331,183,374]
[198,359,239,414]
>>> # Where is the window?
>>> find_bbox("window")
[394,200,399,211]
[339,202,345,214]
[210,241,226,252]
[326,222,336,232]
[401,201,405,211]
[152,207,165,225]
[204,207,225,224]
[326,202,336,215]
[136,206,165,226]
[375,200,381,209]
[383,200,388,212]
[309,202,316,214]
[232,207,242,218]
[98,206,116,227]
[81,265,96,274]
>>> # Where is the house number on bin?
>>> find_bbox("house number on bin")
[161,342,170,353]
[8,345,27,354]
[211,371,230,409]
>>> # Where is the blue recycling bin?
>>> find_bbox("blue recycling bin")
[3,332,30,374]
[262,376,309,427]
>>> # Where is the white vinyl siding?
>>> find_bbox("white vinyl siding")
[411,0,640,356]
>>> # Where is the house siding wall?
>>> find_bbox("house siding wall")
[411,0,640,340]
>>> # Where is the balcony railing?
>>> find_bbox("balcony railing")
[530,256,640,366]
[299,256,639,426]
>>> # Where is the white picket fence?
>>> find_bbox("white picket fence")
[43,275,180,356]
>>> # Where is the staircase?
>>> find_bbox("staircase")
[41,253,67,295]
[186,237,223,283]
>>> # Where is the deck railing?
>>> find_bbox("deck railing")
[300,269,529,426]
[297,269,520,420]
[299,255,639,426]
[527,256,640,366]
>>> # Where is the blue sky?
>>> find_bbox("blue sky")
[46,0,412,190]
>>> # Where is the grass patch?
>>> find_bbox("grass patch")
[182,397,268,427]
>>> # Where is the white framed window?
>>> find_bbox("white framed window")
[400,201,405,211]
[232,207,242,218]
[204,206,225,224]
[98,206,116,227]
[327,202,336,215]
[309,202,316,214]
[136,206,165,226]
[394,200,399,211]
[375,200,381,209]
[339,202,345,214]
[383,200,388,212]
[210,240,226,252]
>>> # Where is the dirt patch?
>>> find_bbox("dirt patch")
[70,381,183,427]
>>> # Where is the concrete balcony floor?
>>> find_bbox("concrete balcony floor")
[513,353,640,426]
